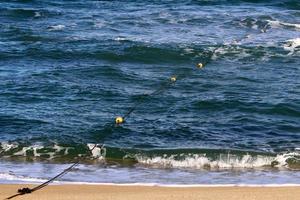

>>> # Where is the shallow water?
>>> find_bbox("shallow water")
[0,0,299,184]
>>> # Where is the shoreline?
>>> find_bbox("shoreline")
[1,184,299,200]
[2,182,300,187]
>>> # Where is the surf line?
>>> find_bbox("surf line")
[5,61,206,200]
[5,144,99,200]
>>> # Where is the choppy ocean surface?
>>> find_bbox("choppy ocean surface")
[0,0,299,185]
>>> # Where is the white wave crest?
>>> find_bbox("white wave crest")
[0,142,73,159]
[48,24,65,31]
[283,38,300,54]
[266,20,300,31]
[87,143,106,159]
[210,46,252,61]
[137,152,299,169]
[34,11,41,17]
[13,145,43,157]
[0,142,18,152]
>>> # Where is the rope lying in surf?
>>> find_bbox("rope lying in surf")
[5,144,99,200]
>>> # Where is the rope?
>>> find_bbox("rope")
[122,79,176,120]
[5,144,98,200]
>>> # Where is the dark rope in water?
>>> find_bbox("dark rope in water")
[122,79,175,120]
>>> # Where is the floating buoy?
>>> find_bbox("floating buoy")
[115,116,124,124]
[197,63,204,68]
[170,76,177,82]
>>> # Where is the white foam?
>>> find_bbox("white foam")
[0,142,75,159]
[13,145,43,157]
[115,36,128,41]
[183,48,194,54]
[136,152,299,170]
[0,172,47,183]
[267,20,300,30]
[94,21,106,28]
[1,142,299,170]
[1,172,299,187]
[283,38,300,54]
[87,144,106,159]
[48,25,65,31]
[53,144,73,156]
[1,142,18,152]
[34,11,41,17]
[210,46,251,61]
[6,180,300,188]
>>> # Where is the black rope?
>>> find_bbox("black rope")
[122,79,175,120]
[5,144,98,200]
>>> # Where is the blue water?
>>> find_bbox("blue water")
[0,0,300,184]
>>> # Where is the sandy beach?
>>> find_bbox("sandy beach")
[0,185,299,200]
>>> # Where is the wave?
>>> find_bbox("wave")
[47,24,66,31]
[0,38,295,64]
[231,17,271,32]
[266,20,300,31]
[0,172,48,183]
[136,152,300,170]
[2,170,300,186]
[230,17,300,33]
[0,7,59,19]
[194,100,300,117]
[0,142,76,160]
[186,0,300,9]
[283,38,300,54]
[0,8,39,18]
[2,42,202,64]
[1,170,300,186]
[1,142,299,170]
[274,0,300,10]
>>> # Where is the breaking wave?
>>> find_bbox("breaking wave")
[267,20,300,31]
[1,142,299,170]
[136,152,300,170]
[283,38,300,54]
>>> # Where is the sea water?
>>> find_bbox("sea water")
[0,0,299,185]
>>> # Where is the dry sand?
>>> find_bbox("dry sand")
[0,184,299,200]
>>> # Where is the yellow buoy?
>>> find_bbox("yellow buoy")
[115,116,124,124]
[197,63,204,68]
[170,76,177,82]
